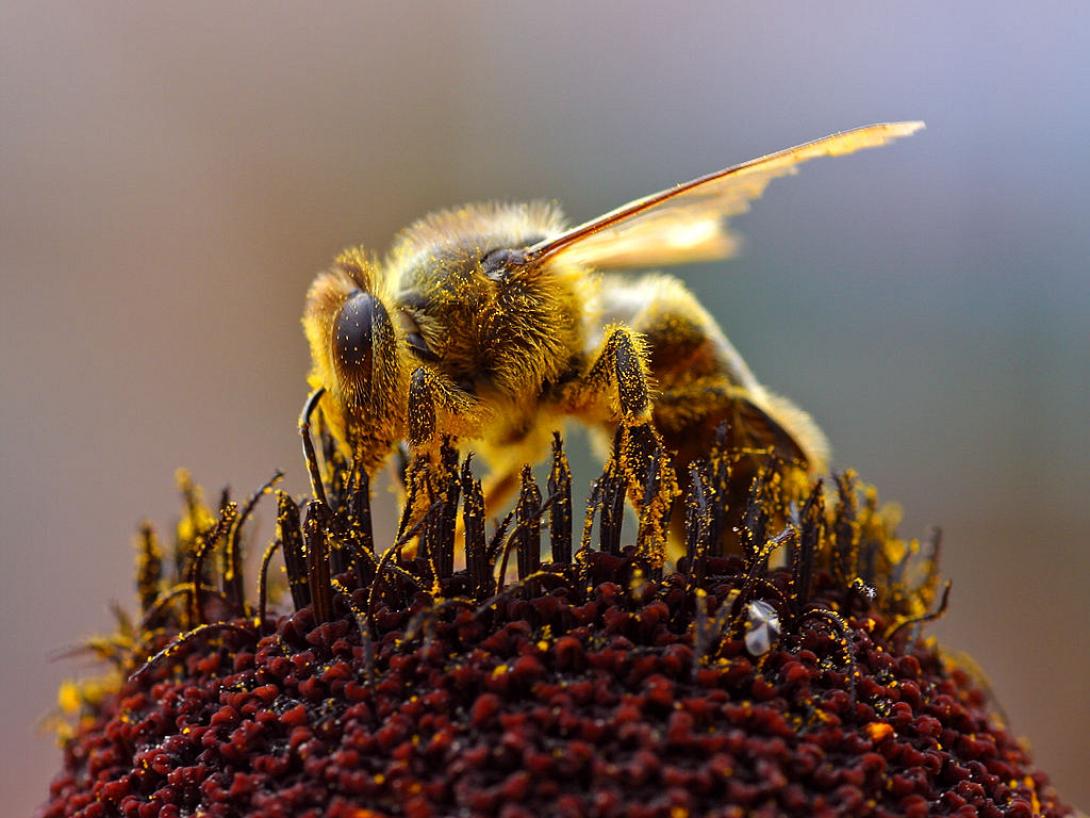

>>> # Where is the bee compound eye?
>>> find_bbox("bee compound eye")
[481,247,528,281]
[333,291,385,388]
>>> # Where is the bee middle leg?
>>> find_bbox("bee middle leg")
[573,324,653,425]
[403,364,486,502]
[563,325,679,548]
[610,274,826,557]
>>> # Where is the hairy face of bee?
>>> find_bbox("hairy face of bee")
[304,250,412,474]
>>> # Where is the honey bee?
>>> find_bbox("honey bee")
[303,122,924,549]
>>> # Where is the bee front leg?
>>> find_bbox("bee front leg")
[400,367,460,551]
[405,365,483,452]
[407,368,439,453]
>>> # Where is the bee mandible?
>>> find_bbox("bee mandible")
[303,122,924,550]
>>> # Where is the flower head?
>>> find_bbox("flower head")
[42,428,1073,817]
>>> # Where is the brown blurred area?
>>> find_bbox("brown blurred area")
[2,3,1088,813]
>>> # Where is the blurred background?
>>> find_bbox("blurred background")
[2,2,1088,813]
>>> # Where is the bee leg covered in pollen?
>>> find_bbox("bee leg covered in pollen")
[583,325,653,425]
[407,368,438,448]
[565,325,680,560]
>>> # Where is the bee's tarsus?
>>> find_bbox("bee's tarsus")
[347,460,375,591]
[407,368,437,447]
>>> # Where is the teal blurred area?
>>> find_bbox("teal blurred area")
[2,2,1087,812]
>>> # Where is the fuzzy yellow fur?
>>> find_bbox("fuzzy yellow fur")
[303,202,826,548]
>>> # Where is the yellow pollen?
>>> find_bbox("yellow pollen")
[57,681,81,714]
[864,722,893,742]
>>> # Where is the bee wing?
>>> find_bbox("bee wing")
[525,122,924,270]
[730,395,810,466]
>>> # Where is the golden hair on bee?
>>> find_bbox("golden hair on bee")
[302,121,924,553]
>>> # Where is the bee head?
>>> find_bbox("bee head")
[304,249,409,472]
